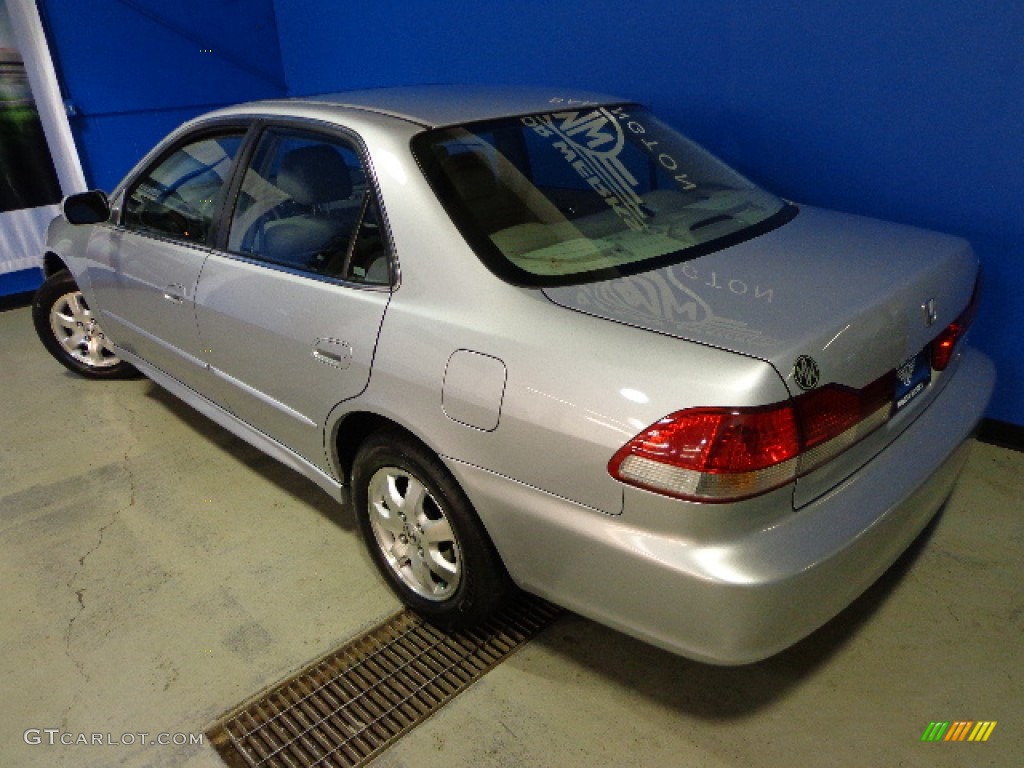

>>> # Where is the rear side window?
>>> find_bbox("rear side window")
[123,133,243,243]
[226,129,389,285]
[413,105,794,286]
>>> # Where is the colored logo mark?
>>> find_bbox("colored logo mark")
[921,721,997,742]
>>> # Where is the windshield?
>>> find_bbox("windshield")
[413,104,795,286]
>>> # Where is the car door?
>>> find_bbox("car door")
[85,128,247,394]
[195,125,392,469]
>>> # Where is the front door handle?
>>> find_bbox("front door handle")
[163,283,186,304]
[312,337,352,369]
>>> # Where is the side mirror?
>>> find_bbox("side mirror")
[62,190,111,225]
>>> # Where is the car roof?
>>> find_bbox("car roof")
[222,84,630,129]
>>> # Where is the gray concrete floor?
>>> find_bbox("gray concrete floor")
[1,302,1021,768]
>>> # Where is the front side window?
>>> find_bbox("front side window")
[226,129,389,285]
[413,104,795,286]
[123,133,243,242]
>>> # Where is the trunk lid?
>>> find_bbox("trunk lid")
[543,205,977,391]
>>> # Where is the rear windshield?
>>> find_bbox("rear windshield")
[412,104,795,286]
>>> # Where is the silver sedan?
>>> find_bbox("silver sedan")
[33,85,995,664]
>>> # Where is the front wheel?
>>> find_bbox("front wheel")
[352,431,510,630]
[32,270,137,379]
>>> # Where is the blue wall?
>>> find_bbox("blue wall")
[274,0,1024,426]
[40,0,286,191]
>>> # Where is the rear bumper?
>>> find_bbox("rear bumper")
[448,346,995,664]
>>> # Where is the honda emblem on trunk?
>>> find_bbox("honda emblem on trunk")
[923,298,938,327]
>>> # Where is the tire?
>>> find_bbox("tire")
[32,270,137,379]
[352,430,510,630]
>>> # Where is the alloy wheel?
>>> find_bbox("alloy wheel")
[48,290,122,369]
[366,465,462,601]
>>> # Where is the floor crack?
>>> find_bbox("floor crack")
[62,405,139,727]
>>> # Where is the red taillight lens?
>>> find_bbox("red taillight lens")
[931,278,980,371]
[794,376,893,478]
[620,406,801,473]
[610,375,895,503]
[931,323,963,371]
[608,406,801,502]
[795,385,862,451]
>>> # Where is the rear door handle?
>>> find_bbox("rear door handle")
[163,283,185,304]
[312,338,352,369]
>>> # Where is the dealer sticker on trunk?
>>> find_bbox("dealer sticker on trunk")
[894,349,931,412]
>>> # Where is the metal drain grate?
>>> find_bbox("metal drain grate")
[208,596,562,768]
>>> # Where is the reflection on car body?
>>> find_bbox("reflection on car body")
[33,85,994,664]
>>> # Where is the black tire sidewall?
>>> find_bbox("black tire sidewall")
[352,431,508,630]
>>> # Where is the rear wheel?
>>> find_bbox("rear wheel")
[32,270,137,379]
[352,430,510,630]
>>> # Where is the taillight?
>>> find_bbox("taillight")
[795,375,893,473]
[609,406,801,502]
[609,373,895,503]
[931,279,980,371]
